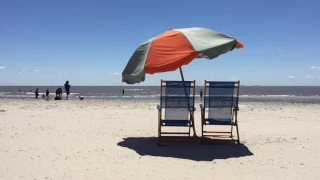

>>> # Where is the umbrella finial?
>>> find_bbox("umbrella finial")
[236,41,244,49]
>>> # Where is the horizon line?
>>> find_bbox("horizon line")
[0,85,320,87]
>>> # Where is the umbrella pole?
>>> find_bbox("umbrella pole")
[179,67,197,137]
[179,67,185,82]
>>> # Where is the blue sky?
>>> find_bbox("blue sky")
[0,0,319,86]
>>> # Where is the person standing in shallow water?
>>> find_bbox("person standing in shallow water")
[200,89,203,101]
[122,89,125,95]
[35,88,39,99]
[64,81,71,100]
[46,89,49,97]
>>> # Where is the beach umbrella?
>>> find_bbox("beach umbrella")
[122,27,244,136]
[122,27,243,84]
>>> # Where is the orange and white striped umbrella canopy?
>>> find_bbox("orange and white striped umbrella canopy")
[122,27,243,84]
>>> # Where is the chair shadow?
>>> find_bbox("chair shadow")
[117,137,253,162]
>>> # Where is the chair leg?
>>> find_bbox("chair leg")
[236,122,240,144]
[230,124,234,138]
[158,123,161,146]
[201,122,204,145]
[201,111,205,145]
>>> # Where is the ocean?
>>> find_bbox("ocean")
[1,86,320,103]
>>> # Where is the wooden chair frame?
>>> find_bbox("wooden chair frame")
[200,80,240,144]
[157,79,196,146]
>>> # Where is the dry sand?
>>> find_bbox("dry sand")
[0,99,319,180]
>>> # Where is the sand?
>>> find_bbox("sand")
[0,99,319,180]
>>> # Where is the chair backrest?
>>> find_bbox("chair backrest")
[204,81,240,121]
[160,80,195,120]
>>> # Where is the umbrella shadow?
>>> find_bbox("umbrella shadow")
[117,137,253,161]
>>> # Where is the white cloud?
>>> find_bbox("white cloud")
[0,66,6,70]
[305,76,314,79]
[310,66,320,70]
[108,72,120,75]
[58,72,69,75]
[288,76,295,78]
[33,69,42,72]
[19,69,27,74]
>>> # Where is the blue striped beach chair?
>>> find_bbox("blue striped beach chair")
[157,80,196,145]
[200,81,240,144]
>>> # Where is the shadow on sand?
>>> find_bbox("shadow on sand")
[117,137,253,161]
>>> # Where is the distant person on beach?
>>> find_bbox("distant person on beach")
[64,80,71,100]
[35,88,39,99]
[42,93,45,99]
[18,89,21,92]
[55,87,62,100]
[200,89,203,101]
[122,89,125,95]
[46,89,49,97]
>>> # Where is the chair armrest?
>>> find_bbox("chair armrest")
[200,104,204,109]
[157,105,161,110]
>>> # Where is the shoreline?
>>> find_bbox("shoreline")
[1,96,320,104]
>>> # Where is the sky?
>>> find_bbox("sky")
[0,0,320,86]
